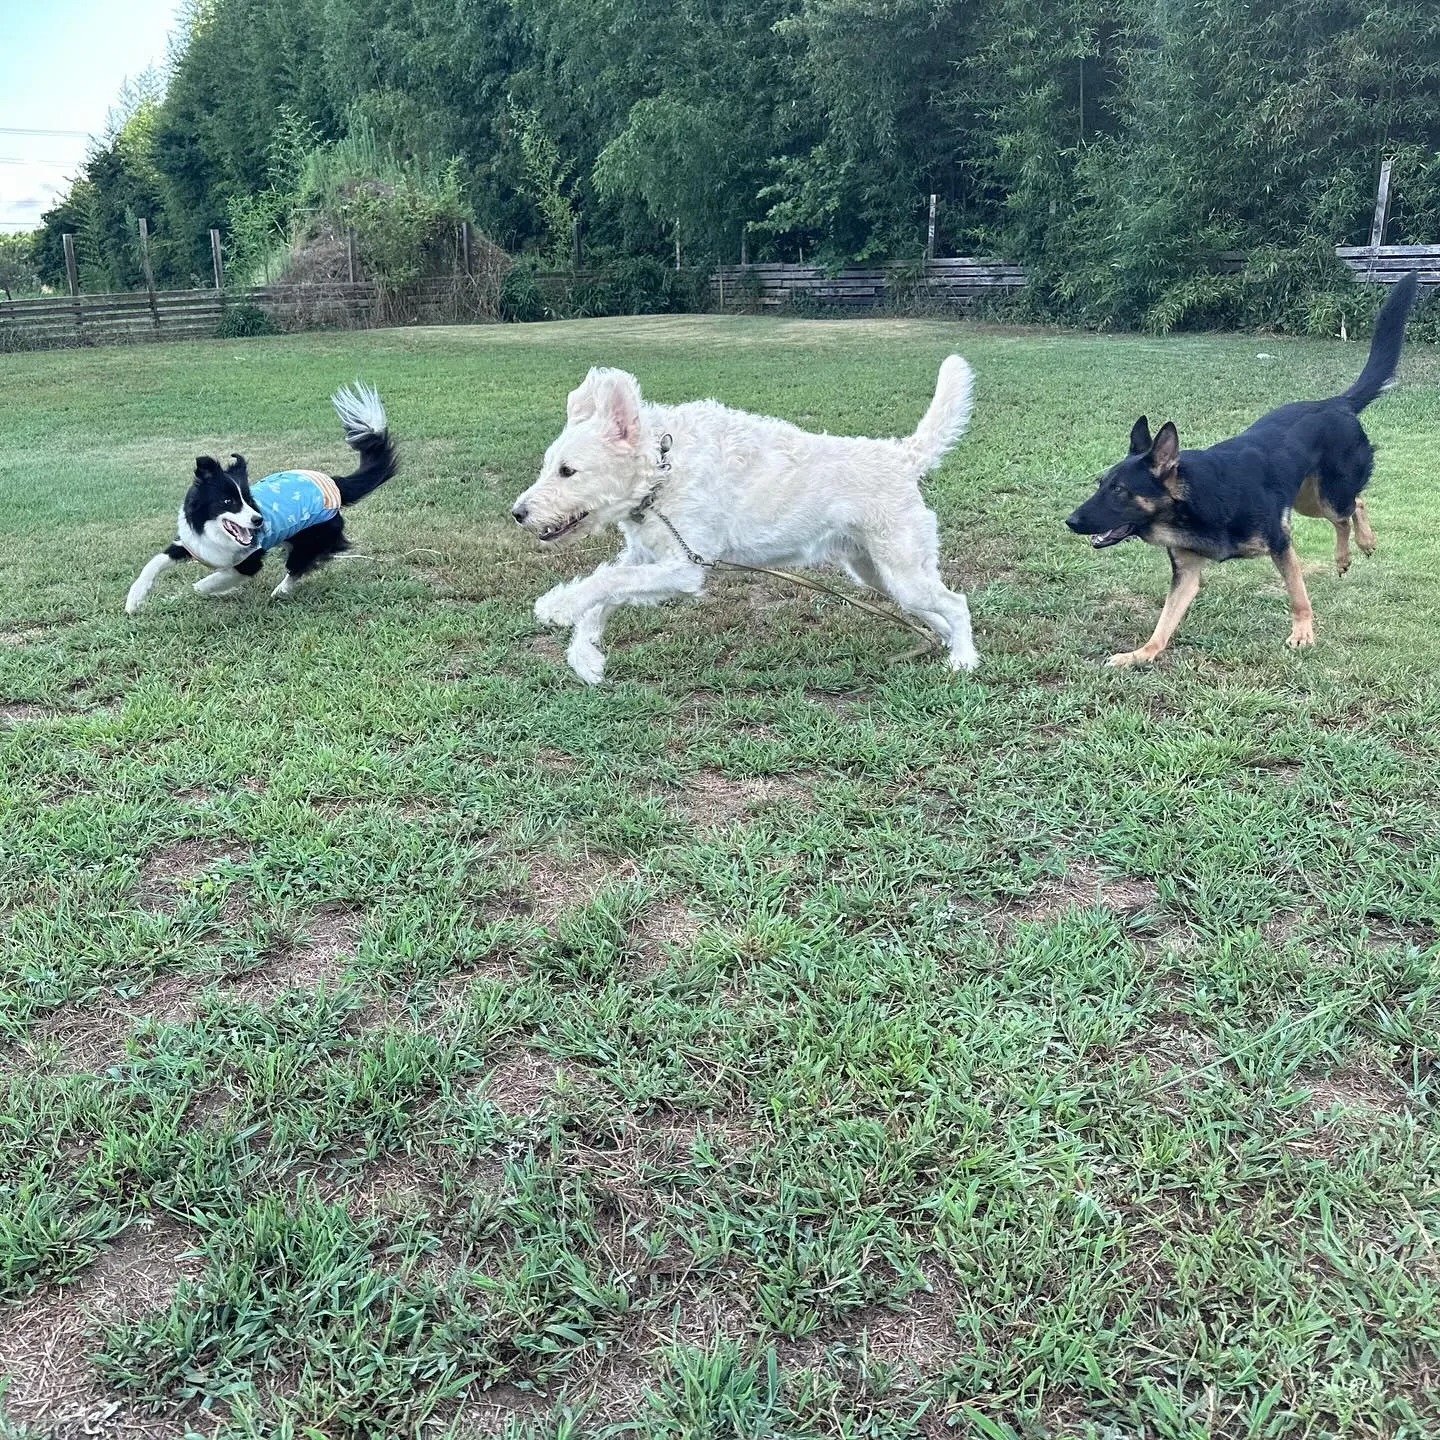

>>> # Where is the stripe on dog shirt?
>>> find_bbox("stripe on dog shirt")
[253,469,343,549]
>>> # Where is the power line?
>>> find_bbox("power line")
[0,127,94,139]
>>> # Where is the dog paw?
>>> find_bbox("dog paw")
[567,638,606,686]
[1286,620,1315,648]
[124,590,145,615]
[948,646,981,673]
[271,577,296,600]
[535,583,576,627]
[1107,649,1151,667]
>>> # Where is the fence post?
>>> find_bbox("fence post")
[927,193,937,261]
[346,230,357,284]
[138,218,160,330]
[572,217,582,269]
[1367,158,1393,284]
[462,220,474,277]
[62,233,82,341]
[740,227,748,267]
[674,219,681,272]
[210,229,225,290]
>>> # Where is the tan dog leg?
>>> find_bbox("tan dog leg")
[1352,496,1376,557]
[1332,519,1352,575]
[1273,546,1315,647]
[1109,550,1206,666]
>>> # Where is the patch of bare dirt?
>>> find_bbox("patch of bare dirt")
[34,973,209,1072]
[805,689,866,715]
[0,626,49,647]
[345,1153,443,1222]
[1249,757,1304,785]
[1362,917,1438,950]
[990,861,1160,931]
[134,840,248,911]
[0,1218,205,1437]
[478,1048,579,1117]
[453,1383,548,1429]
[519,851,637,928]
[1302,1070,1406,1116]
[778,1262,963,1375]
[527,633,566,664]
[655,1290,753,1349]
[1121,1023,1223,1100]
[222,907,362,1006]
[565,1354,659,1426]
[668,769,813,829]
[629,898,703,975]
[0,702,56,724]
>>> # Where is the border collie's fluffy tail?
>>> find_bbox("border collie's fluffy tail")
[331,382,398,505]
[907,355,975,472]
[1344,272,1419,414]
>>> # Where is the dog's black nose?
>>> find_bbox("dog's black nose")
[512,504,529,524]
[1065,510,1083,532]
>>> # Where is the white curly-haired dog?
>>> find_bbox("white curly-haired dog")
[510,357,979,684]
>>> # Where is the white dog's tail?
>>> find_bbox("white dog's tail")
[906,355,974,473]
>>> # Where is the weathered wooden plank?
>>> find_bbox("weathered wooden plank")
[1336,244,1440,258]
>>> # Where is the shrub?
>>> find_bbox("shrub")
[216,302,278,338]
[499,265,548,322]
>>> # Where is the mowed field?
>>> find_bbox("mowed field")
[2,314,1439,1439]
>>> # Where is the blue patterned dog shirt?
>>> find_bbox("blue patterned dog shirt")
[253,469,344,549]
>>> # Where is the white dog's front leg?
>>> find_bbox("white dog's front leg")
[539,559,707,684]
[193,568,248,598]
[534,575,589,628]
[126,551,179,614]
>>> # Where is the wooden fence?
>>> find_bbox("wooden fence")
[1336,245,1440,286]
[0,287,227,347]
[3,246,1434,350]
[712,257,1028,310]
[0,276,502,350]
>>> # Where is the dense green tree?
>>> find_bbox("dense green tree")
[0,233,41,299]
[31,0,1440,330]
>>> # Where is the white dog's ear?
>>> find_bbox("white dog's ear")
[566,368,605,424]
[595,370,642,449]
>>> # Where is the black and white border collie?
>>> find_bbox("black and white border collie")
[125,384,398,614]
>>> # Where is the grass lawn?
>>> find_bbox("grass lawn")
[1,314,1438,1439]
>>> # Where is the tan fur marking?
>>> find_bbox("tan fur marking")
[1293,475,1326,519]
[1153,465,1185,500]
[1147,522,1194,552]
[1108,550,1207,667]
[1273,547,1315,647]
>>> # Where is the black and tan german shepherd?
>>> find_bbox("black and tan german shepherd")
[1066,272,1419,666]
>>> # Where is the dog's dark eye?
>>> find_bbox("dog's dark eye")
[558,464,576,478]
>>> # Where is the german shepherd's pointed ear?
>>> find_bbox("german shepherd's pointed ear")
[1149,422,1181,492]
[1129,416,1152,455]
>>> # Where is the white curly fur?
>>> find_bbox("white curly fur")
[511,357,979,685]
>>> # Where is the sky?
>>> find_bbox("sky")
[0,0,183,232]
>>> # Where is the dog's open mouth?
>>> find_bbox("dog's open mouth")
[1090,526,1133,549]
[539,513,588,542]
[221,518,257,546]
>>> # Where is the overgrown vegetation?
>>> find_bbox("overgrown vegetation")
[1,317,1438,1434]
[25,0,1440,332]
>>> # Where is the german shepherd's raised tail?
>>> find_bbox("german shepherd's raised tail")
[1066,271,1419,666]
